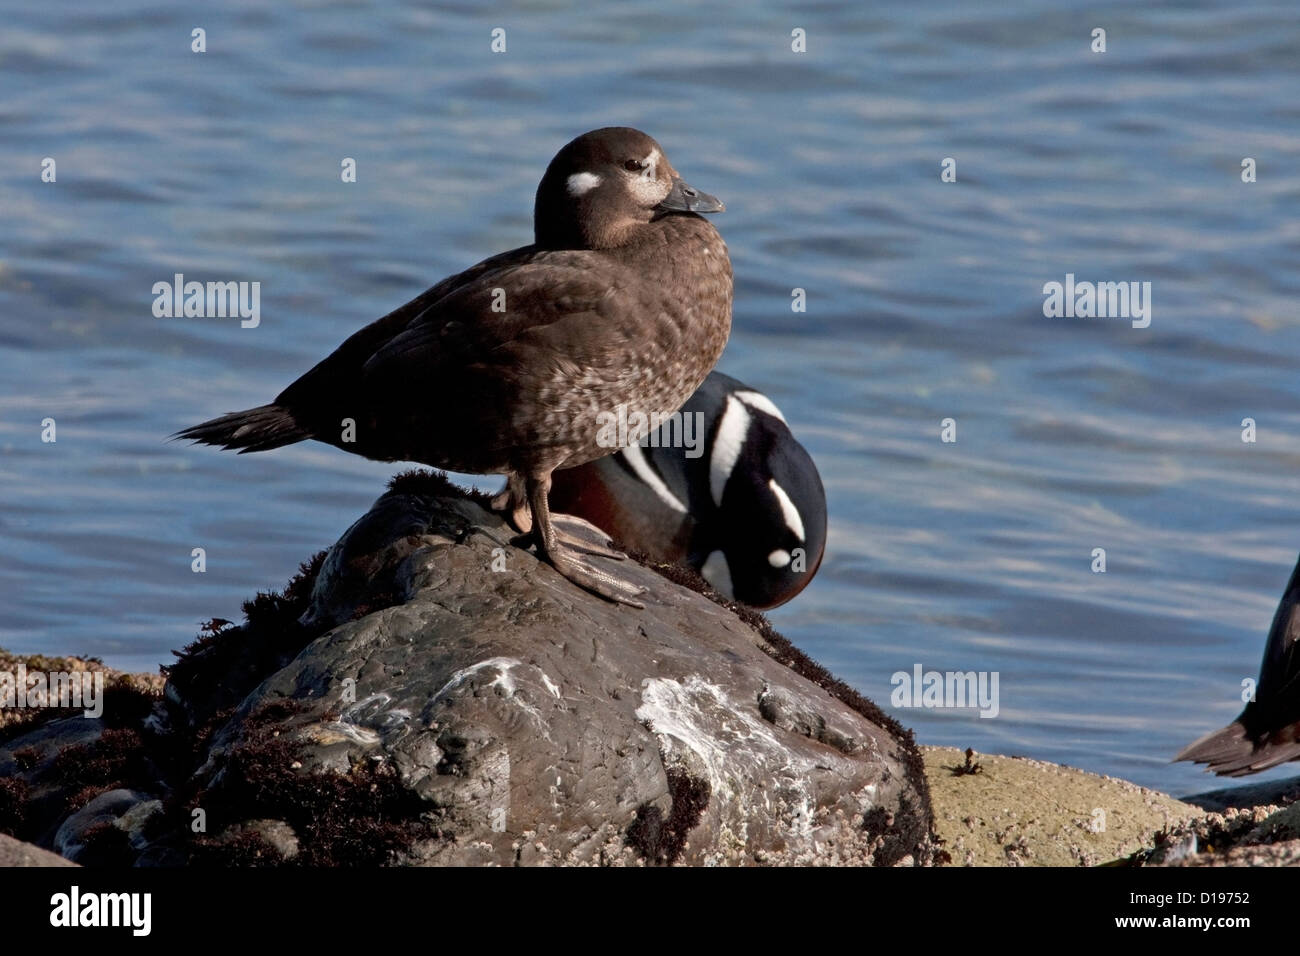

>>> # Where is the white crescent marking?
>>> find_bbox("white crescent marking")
[734,389,787,424]
[768,479,805,541]
[622,442,687,514]
[709,396,750,508]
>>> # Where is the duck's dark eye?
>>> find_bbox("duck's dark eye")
[623,159,645,172]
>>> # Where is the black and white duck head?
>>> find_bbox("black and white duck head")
[549,371,827,609]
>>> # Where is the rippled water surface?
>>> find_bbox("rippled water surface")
[3,0,1299,795]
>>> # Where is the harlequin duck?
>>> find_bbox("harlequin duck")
[548,371,826,609]
[1177,553,1300,775]
[176,127,732,606]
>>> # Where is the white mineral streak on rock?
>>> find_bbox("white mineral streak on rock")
[637,675,851,861]
[432,657,561,732]
[433,657,521,700]
[321,721,381,745]
[341,692,409,733]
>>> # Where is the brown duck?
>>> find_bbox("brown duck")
[176,127,732,605]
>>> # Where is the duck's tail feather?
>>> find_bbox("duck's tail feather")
[173,403,309,453]
[1175,718,1300,776]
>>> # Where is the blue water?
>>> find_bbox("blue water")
[2,0,1299,798]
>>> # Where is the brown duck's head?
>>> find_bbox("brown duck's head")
[534,127,724,250]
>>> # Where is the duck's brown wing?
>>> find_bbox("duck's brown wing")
[274,245,532,413]
[331,252,670,470]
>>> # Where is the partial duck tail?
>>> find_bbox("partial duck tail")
[173,403,309,453]
[1176,716,1300,777]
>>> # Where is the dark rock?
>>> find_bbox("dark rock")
[210,818,301,863]
[188,479,932,865]
[5,474,934,866]
[0,716,109,845]
[54,789,162,865]
[0,715,104,780]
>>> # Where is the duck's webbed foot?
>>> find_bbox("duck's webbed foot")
[544,541,647,607]
[512,474,646,607]
[514,513,626,560]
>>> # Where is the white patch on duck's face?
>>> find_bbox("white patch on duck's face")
[709,396,751,507]
[566,172,602,196]
[768,478,805,541]
[768,549,792,568]
[627,148,671,208]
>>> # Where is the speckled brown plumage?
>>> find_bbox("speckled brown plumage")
[177,127,733,605]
